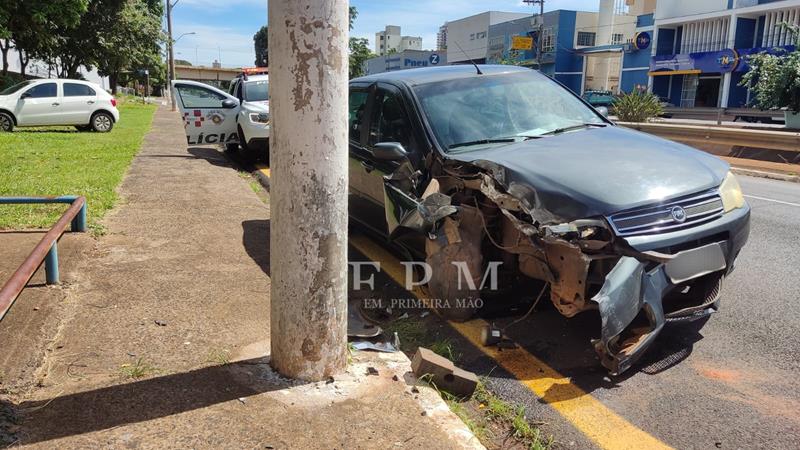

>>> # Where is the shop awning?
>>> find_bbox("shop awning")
[648,69,701,76]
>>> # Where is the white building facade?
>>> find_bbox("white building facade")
[644,0,800,108]
[445,11,531,64]
[375,26,423,56]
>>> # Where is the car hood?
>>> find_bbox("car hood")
[243,101,269,112]
[446,125,729,224]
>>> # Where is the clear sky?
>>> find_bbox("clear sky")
[171,0,600,68]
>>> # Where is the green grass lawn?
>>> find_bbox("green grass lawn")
[0,102,157,230]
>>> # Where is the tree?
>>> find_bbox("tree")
[349,37,374,79]
[175,59,192,66]
[4,0,88,76]
[254,26,268,67]
[92,0,164,93]
[349,6,357,30]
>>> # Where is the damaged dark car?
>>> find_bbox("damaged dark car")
[348,65,750,375]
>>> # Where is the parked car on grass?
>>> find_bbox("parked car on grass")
[345,65,750,375]
[0,79,119,132]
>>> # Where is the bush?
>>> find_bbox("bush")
[740,50,800,113]
[612,91,664,123]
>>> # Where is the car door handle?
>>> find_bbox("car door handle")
[360,161,375,173]
[51,102,60,106]
[87,100,95,104]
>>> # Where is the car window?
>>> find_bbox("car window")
[414,71,604,151]
[349,90,369,143]
[244,80,268,102]
[24,83,57,99]
[175,84,226,108]
[368,90,413,152]
[63,83,96,97]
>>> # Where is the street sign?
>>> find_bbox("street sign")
[429,53,440,65]
[511,36,534,50]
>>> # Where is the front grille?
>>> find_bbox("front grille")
[608,190,724,237]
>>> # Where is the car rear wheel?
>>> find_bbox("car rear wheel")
[91,112,114,132]
[0,112,14,132]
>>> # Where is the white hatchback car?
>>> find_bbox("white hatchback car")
[0,79,120,132]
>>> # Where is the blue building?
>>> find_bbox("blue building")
[622,0,800,108]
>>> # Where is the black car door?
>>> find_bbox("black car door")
[348,84,387,232]
[361,83,428,238]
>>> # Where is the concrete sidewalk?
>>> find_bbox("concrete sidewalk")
[1,106,480,449]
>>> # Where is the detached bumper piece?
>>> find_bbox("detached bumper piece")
[592,242,727,375]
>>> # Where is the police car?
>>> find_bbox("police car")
[171,67,269,160]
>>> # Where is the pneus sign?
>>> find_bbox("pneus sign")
[181,109,238,145]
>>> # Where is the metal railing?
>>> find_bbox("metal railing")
[617,122,800,153]
[0,196,87,322]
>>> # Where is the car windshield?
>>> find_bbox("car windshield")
[0,80,35,96]
[244,80,269,102]
[414,71,605,151]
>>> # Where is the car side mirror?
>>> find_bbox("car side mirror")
[596,106,609,117]
[20,92,31,99]
[221,99,238,109]
[373,142,408,161]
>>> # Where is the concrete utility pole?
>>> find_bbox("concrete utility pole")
[268,0,349,381]
[524,0,545,69]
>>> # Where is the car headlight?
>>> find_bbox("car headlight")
[249,113,269,124]
[720,171,745,212]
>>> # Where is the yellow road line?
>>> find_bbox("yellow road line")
[254,163,270,178]
[350,233,672,450]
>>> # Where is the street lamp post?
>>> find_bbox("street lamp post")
[166,0,195,111]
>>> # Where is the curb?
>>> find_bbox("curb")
[248,163,484,449]
[731,166,800,183]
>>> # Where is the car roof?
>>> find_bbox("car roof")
[351,64,532,87]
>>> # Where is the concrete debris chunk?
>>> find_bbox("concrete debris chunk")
[411,347,478,397]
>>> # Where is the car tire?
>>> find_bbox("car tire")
[224,143,239,152]
[91,112,114,132]
[237,126,250,153]
[0,112,14,132]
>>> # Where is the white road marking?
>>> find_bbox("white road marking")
[744,194,800,208]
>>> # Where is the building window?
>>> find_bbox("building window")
[470,33,475,40]
[612,33,624,45]
[576,32,596,46]
[380,35,384,41]
[476,31,487,39]
[541,28,555,53]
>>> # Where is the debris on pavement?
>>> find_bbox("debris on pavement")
[411,347,478,397]
[351,341,398,353]
[366,366,379,376]
[154,320,167,326]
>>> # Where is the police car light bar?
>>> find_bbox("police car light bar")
[242,67,269,75]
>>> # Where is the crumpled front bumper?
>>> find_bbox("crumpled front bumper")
[592,204,750,375]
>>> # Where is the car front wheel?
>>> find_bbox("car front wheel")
[0,112,14,132]
[91,112,114,132]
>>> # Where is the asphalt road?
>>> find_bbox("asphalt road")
[348,174,800,450]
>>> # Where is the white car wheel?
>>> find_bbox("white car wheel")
[92,112,114,132]
[0,113,13,132]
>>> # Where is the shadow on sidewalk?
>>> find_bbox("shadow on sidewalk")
[7,358,300,445]
[242,220,271,277]
[186,147,235,168]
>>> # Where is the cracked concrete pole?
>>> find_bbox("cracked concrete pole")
[268,0,349,381]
